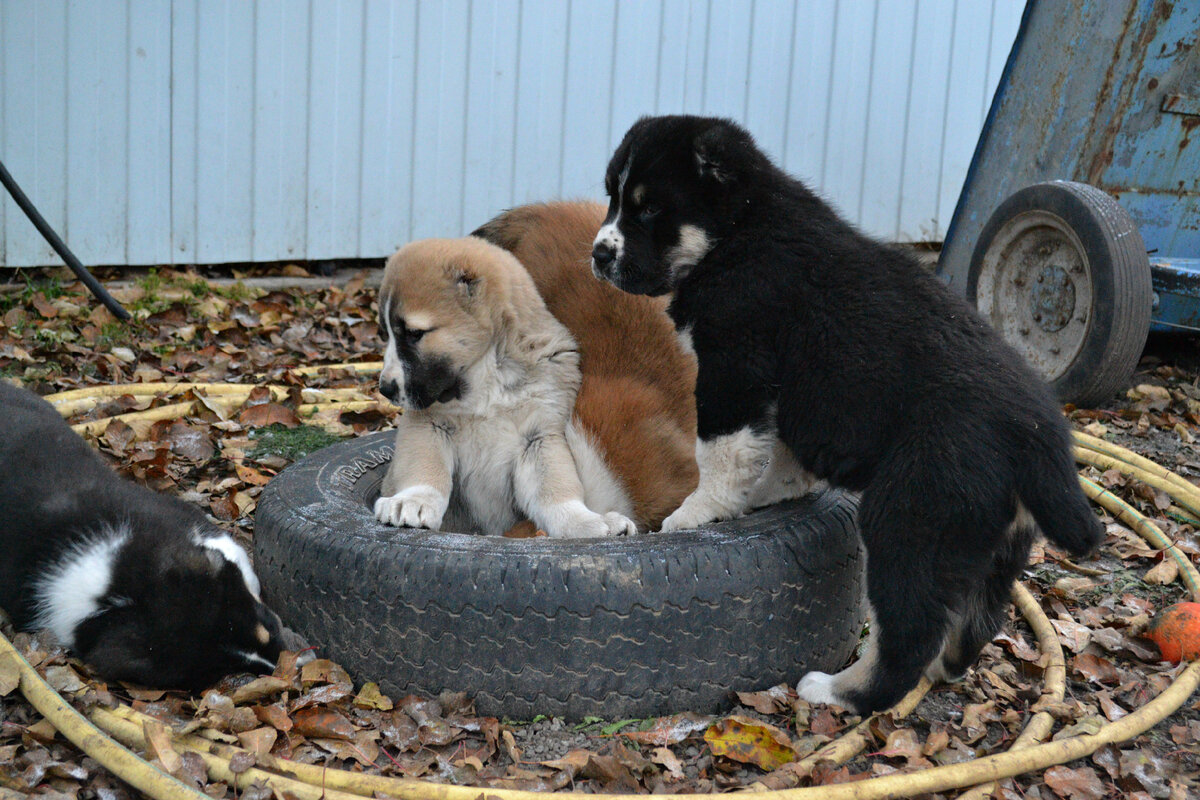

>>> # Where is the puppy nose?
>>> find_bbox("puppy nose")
[380,379,400,402]
[592,243,616,267]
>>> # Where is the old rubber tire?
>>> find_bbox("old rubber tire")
[967,181,1151,407]
[253,432,866,720]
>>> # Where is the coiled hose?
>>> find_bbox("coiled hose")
[0,373,1195,800]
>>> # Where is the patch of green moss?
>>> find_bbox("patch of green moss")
[249,424,348,461]
[135,269,164,294]
[213,281,256,302]
[0,272,66,314]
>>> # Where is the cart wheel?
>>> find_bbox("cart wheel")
[967,181,1151,407]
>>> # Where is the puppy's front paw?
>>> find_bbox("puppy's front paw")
[659,494,725,531]
[796,671,847,708]
[541,500,633,538]
[603,512,638,537]
[374,485,447,530]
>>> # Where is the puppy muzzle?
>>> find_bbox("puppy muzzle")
[379,377,402,404]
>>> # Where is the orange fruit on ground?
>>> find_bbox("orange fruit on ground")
[1143,601,1200,663]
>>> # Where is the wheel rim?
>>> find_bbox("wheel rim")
[974,210,1094,382]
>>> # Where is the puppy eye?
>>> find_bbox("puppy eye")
[406,328,428,343]
[638,204,661,221]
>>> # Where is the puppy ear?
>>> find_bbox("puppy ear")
[693,123,741,184]
[453,267,481,301]
[161,548,222,585]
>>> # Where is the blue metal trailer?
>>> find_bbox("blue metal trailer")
[937,0,1199,405]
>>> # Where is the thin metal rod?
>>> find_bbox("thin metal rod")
[0,158,130,320]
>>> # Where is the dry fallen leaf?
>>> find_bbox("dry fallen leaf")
[300,658,353,687]
[737,685,791,715]
[0,651,19,696]
[230,675,291,705]
[1042,765,1107,800]
[650,746,685,779]
[1071,653,1119,685]
[704,715,797,771]
[143,718,183,774]
[1143,557,1179,586]
[352,682,394,711]
[1050,618,1093,653]
[238,402,300,429]
[237,727,278,757]
[291,706,358,741]
[235,463,273,486]
[252,702,294,733]
[619,712,713,746]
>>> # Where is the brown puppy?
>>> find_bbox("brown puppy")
[473,201,699,529]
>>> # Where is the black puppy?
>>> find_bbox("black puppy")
[591,115,1102,714]
[0,381,285,689]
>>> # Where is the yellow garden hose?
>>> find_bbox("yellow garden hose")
[6,381,1200,800]
[49,383,366,417]
[0,645,208,800]
[68,399,381,436]
[45,361,387,435]
[1074,447,1200,519]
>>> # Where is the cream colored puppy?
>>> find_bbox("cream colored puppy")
[374,237,637,538]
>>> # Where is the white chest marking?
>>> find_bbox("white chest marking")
[32,525,129,648]
[665,225,713,281]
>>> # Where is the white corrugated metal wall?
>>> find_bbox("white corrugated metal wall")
[0,0,1024,268]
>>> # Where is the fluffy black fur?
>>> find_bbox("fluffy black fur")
[0,382,284,690]
[594,115,1103,714]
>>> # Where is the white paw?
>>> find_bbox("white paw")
[374,485,447,530]
[796,671,846,707]
[549,512,609,539]
[659,495,723,531]
[603,512,639,537]
[541,501,633,538]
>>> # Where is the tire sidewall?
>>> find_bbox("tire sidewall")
[253,432,868,719]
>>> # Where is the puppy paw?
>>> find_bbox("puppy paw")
[550,513,609,539]
[374,485,447,530]
[602,512,639,537]
[660,497,724,531]
[796,671,848,708]
[540,501,633,538]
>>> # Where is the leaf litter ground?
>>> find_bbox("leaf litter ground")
[0,266,1198,799]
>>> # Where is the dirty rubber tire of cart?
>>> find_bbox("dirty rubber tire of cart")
[253,432,868,720]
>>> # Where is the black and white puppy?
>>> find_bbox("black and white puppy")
[0,381,285,690]
[592,115,1103,715]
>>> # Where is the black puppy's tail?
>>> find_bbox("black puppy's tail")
[1016,445,1103,557]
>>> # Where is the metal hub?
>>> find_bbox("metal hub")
[1029,265,1076,332]
[973,210,1094,382]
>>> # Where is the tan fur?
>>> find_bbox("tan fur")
[475,201,699,529]
[376,237,637,538]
